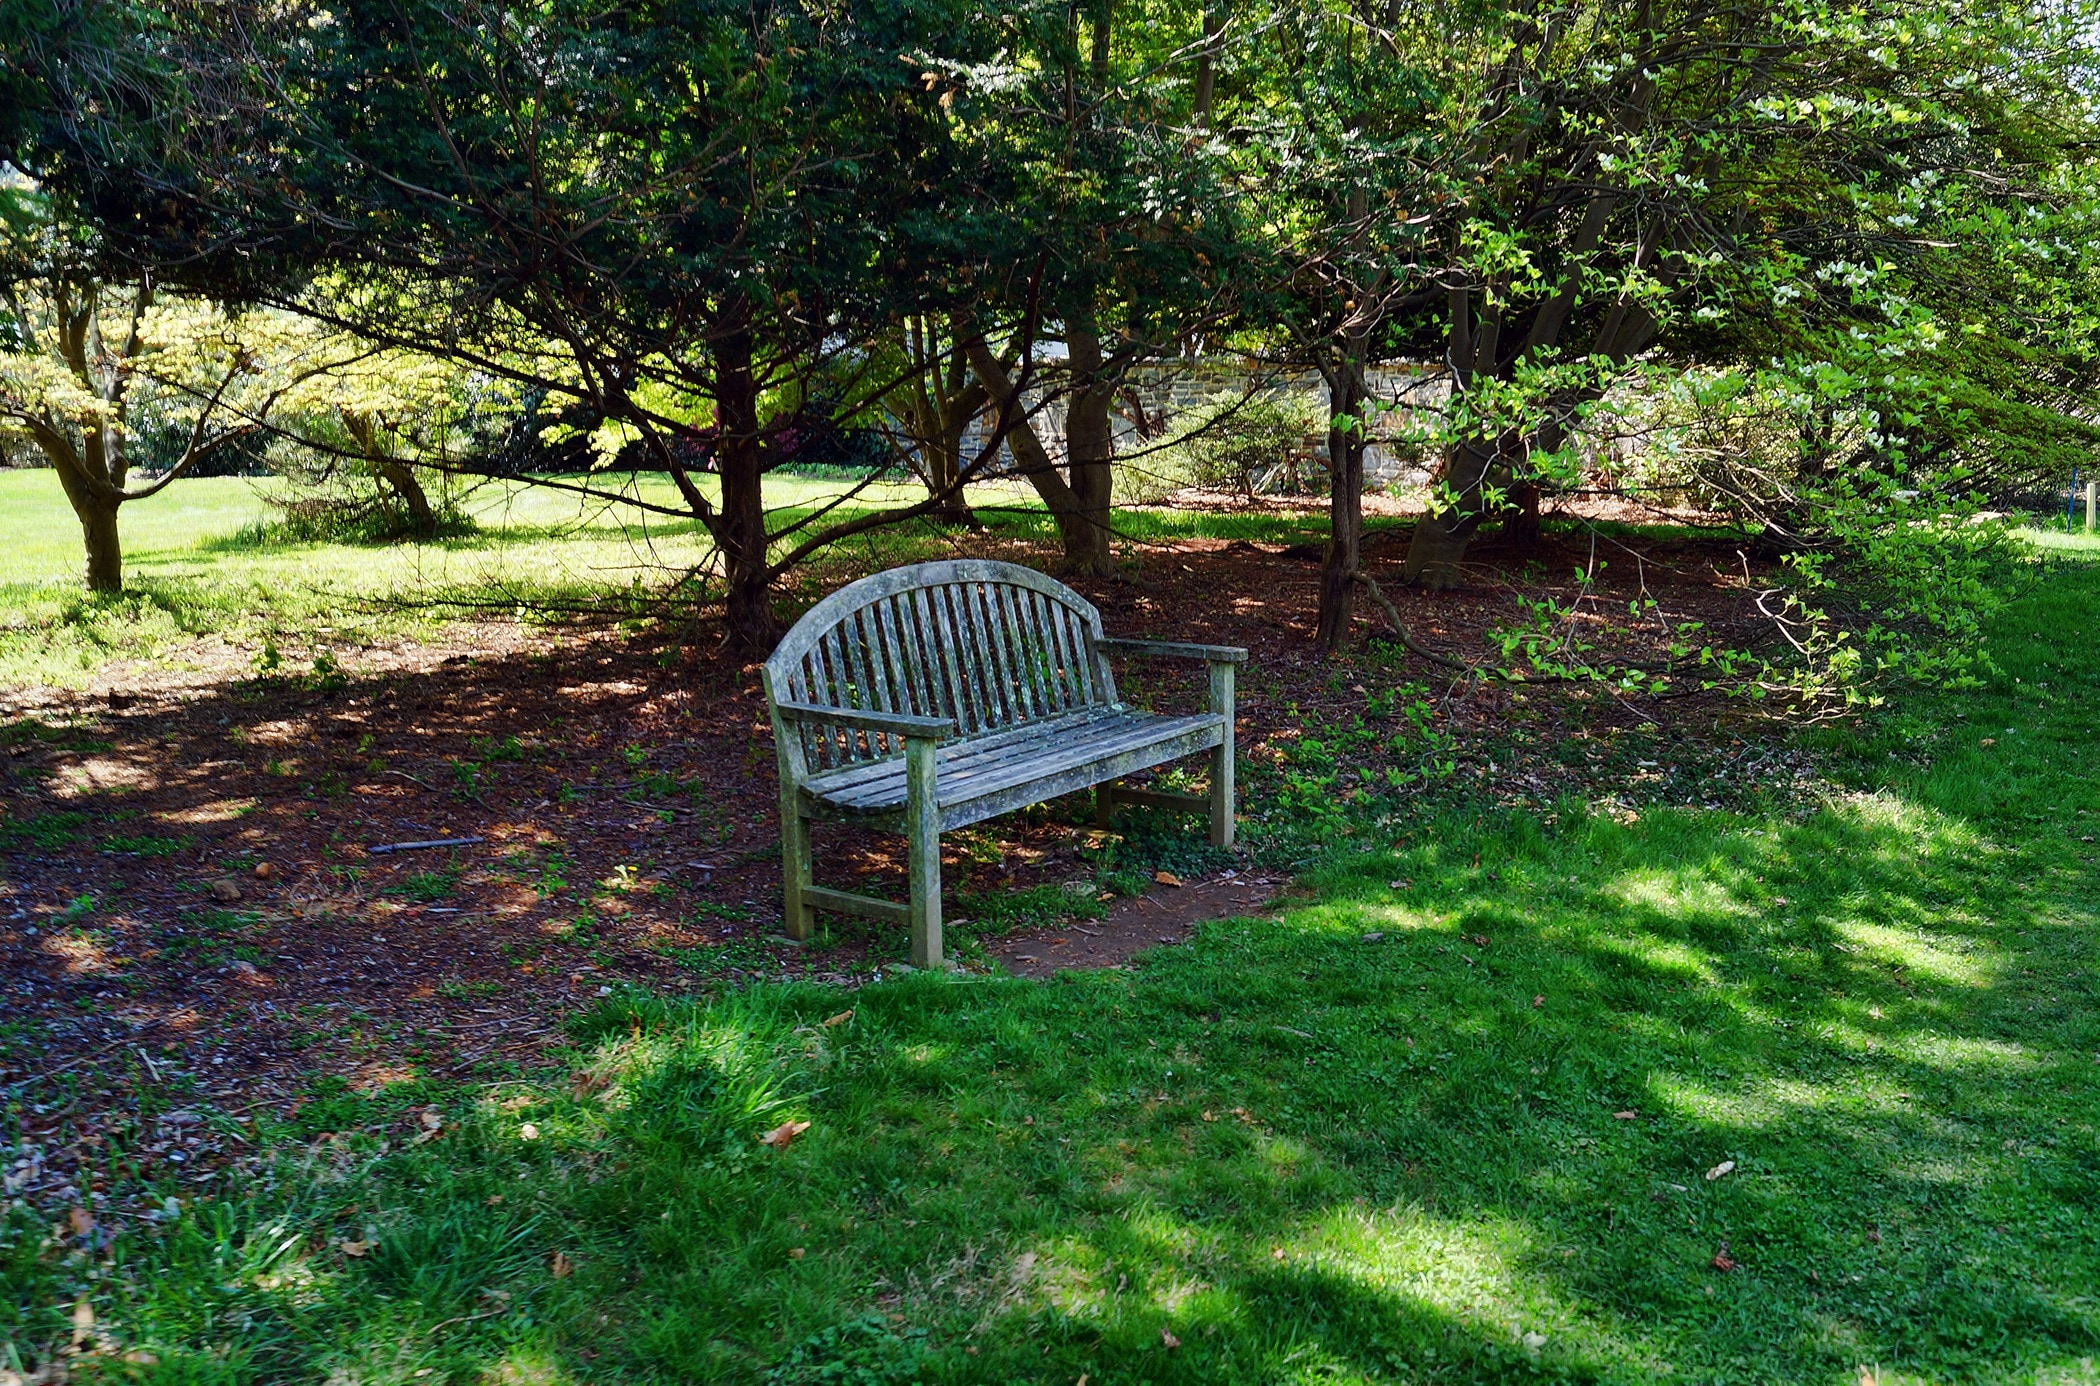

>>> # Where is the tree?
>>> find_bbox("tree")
[17,0,1005,650]
[876,314,989,529]
[0,180,321,592]
[950,0,1247,576]
[1371,0,2100,588]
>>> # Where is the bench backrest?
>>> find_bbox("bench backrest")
[763,560,1118,773]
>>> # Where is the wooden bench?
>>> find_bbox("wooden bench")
[761,560,1247,968]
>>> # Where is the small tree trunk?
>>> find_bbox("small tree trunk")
[1315,359,1366,654]
[79,495,124,595]
[930,415,981,527]
[1060,321,1121,577]
[1501,479,1542,549]
[1402,438,1497,587]
[374,459,437,535]
[714,326,780,653]
[46,436,126,595]
[964,335,1114,575]
[1062,387,1118,576]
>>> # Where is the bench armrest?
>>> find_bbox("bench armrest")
[773,700,955,739]
[1094,637,1248,665]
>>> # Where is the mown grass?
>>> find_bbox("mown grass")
[0,471,1098,688]
[5,558,2097,1382]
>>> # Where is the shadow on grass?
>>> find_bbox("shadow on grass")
[3,566,2097,1386]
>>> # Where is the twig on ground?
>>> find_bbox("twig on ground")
[367,837,486,855]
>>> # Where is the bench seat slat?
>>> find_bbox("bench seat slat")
[797,703,1136,797]
[803,708,1224,820]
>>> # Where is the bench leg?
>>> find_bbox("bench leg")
[781,797,816,941]
[1209,660,1236,848]
[1094,779,1119,829]
[904,735,942,968]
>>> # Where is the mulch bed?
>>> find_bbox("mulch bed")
[1,517,1816,1216]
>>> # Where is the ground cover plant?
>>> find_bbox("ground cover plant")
[1,510,2095,1382]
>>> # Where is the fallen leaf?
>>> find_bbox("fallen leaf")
[1980,737,1996,747]
[67,1206,95,1238]
[518,1123,540,1141]
[821,1009,854,1028]
[1160,1329,1181,1349]
[1154,870,1182,887]
[759,1120,811,1151]
[1613,1110,1638,1120]
[1470,934,1489,947]
[788,1247,806,1260]
[70,1297,94,1349]
[1710,1243,1738,1272]
[1201,1110,1216,1122]
[1520,1330,1547,1352]
[208,878,243,903]
[1388,879,1411,890]
[338,1240,372,1258]
[420,1110,444,1130]
[1360,930,1386,943]
[1706,1159,1736,1181]
[550,1251,573,1278]
[253,861,275,880]
[1532,995,1545,1008]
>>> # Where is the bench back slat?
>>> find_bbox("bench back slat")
[766,561,1116,773]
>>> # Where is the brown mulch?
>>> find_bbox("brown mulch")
[0,519,1804,1212]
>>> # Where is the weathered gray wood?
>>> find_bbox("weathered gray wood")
[806,711,1220,810]
[772,700,954,738]
[905,734,941,967]
[808,716,1227,832]
[799,704,1137,798]
[1095,637,1250,664]
[1209,658,1237,847]
[804,884,908,925]
[761,559,1243,953]
[1106,786,1209,813]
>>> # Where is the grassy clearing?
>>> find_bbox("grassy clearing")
[0,471,1074,688]
[5,560,2097,1382]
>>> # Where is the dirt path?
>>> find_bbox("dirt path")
[988,870,1283,977]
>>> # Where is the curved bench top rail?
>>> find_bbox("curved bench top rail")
[765,561,1117,772]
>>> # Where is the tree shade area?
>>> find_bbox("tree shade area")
[2,0,2099,1380]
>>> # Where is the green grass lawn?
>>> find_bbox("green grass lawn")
[0,470,1065,687]
[4,560,2096,1382]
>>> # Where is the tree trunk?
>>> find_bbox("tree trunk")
[345,411,439,535]
[714,326,780,653]
[374,459,437,534]
[928,406,981,527]
[44,432,126,595]
[1501,479,1542,549]
[965,335,1116,575]
[1315,358,1366,654]
[79,494,124,595]
[1402,437,1497,587]
[1061,322,1121,577]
